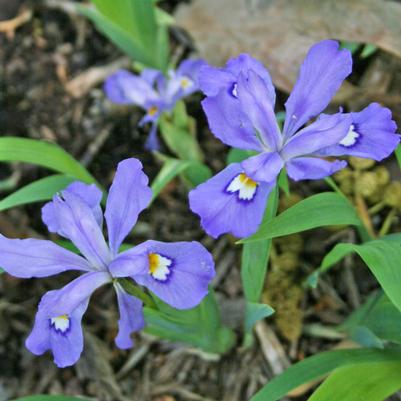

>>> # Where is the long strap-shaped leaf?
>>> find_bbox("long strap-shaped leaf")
[240,192,361,243]
[0,137,96,183]
[308,361,401,401]
[0,174,76,212]
[250,348,401,401]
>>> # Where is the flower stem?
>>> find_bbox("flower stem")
[118,278,157,309]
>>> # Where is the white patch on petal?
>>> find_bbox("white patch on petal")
[231,83,238,98]
[50,315,70,333]
[340,124,360,147]
[226,173,258,201]
[149,253,172,281]
[180,76,193,90]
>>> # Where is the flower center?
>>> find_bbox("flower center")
[180,76,193,89]
[148,253,172,281]
[226,172,258,201]
[340,124,360,147]
[147,106,159,117]
[50,315,70,333]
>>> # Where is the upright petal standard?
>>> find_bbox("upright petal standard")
[0,158,215,367]
[104,59,206,150]
[190,40,399,239]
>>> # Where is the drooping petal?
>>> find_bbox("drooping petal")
[52,191,111,269]
[316,103,400,161]
[281,113,352,160]
[241,152,284,183]
[237,71,281,150]
[0,235,92,278]
[40,271,110,318]
[144,121,161,151]
[286,157,347,181]
[104,70,158,107]
[26,290,89,368]
[189,163,274,238]
[283,40,352,139]
[127,240,215,310]
[42,182,103,233]
[202,91,262,151]
[105,158,152,256]
[114,284,145,349]
[200,54,276,105]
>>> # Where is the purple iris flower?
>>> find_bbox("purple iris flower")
[0,158,215,367]
[104,59,206,150]
[189,40,399,239]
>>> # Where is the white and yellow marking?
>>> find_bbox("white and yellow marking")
[50,315,70,333]
[340,124,359,147]
[147,105,159,117]
[180,76,193,90]
[148,253,172,281]
[226,173,258,201]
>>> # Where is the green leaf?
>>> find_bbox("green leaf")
[159,112,204,162]
[360,43,378,59]
[226,148,257,164]
[240,192,360,243]
[0,174,76,212]
[277,168,289,195]
[241,187,278,339]
[144,290,235,354]
[151,158,192,202]
[0,137,96,184]
[311,241,401,313]
[11,396,90,401]
[150,157,211,203]
[307,361,401,401]
[340,40,361,54]
[395,144,401,173]
[340,292,401,345]
[250,348,401,401]
[245,302,275,332]
[307,234,401,288]
[78,0,168,70]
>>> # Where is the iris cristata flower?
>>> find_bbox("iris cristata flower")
[0,158,214,367]
[104,59,205,150]
[189,40,399,239]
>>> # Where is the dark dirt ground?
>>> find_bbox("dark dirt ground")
[1,1,401,401]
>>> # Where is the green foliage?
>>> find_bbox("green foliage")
[0,175,76,212]
[240,192,360,243]
[78,0,169,71]
[241,187,278,340]
[0,137,96,184]
[144,289,235,354]
[159,102,204,162]
[308,240,401,313]
[340,292,401,346]
[307,361,401,401]
[250,348,401,401]
[150,156,211,203]
[226,148,257,164]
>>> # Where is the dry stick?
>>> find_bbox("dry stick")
[116,341,152,379]
[255,321,290,376]
[355,194,376,238]
[80,127,112,168]
[0,8,32,38]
